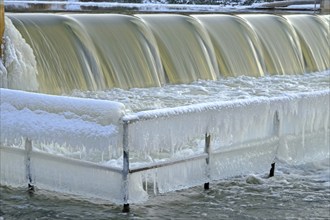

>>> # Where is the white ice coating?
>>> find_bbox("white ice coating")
[0,17,38,91]
[1,88,329,203]
[125,90,329,193]
[0,88,125,160]
[124,90,329,156]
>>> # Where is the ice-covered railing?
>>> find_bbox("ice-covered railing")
[0,88,132,204]
[1,88,329,207]
[0,88,125,150]
[121,90,329,205]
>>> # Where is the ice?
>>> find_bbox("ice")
[0,88,126,161]
[1,88,329,203]
[155,157,208,193]
[121,90,329,198]
[0,17,38,91]
[124,90,329,156]
[0,146,148,204]
[1,88,125,125]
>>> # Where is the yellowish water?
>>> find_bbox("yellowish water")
[137,14,219,84]
[285,14,330,72]
[6,13,330,94]
[193,14,265,77]
[239,14,306,75]
[70,14,164,89]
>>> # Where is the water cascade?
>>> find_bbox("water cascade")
[0,12,329,207]
[192,14,265,77]
[284,14,330,72]
[136,14,219,84]
[239,14,305,75]
[3,13,329,94]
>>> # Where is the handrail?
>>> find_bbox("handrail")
[129,153,208,173]
[122,90,330,124]
[120,90,330,209]
[1,89,329,210]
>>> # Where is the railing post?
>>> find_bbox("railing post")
[25,138,34,192]
[204,133,211,190]
[270,111,280,178]
[122,120,130,212]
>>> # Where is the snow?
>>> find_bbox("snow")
[123,90,329,158]
[5,1,250,12]
[2,85,328,202]
[4,0,322,13]
[0,88,125,161]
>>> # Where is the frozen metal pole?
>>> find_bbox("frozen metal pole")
[25,138,35,192]
[122,120,130,212]
[204,133,211,190]
[0,0,4,58]
[270,111,280,178]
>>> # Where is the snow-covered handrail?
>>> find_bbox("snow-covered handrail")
[123,90,329,122]
[120,90,329,210]
[1,89,329,209]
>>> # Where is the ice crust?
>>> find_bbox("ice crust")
[124,90,329,155]
[123,90,329,194]
[1,88,329,203]
[0,17,38,91]
[0,88,125,160]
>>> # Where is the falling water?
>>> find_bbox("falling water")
[3,13,330,94]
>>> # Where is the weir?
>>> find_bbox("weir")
[0,12,330,209]
[3,13,330,94]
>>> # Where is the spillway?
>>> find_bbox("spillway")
[2,13,329,94]
[0,13,329,206]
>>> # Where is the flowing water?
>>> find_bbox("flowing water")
[1,12,330,219]
[3,13,329,94]
[1,159,329,219]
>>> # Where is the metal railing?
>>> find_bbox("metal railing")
[1,89,329,212]
[117,90,330,211]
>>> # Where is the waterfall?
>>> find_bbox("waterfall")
[3,13,330,94]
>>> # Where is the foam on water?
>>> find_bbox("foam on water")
[72,70,330,113]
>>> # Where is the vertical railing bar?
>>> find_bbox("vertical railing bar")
[24,138,34,192]
[204,133,211,190]
[270,110,280,178]
[122,120,130,212]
